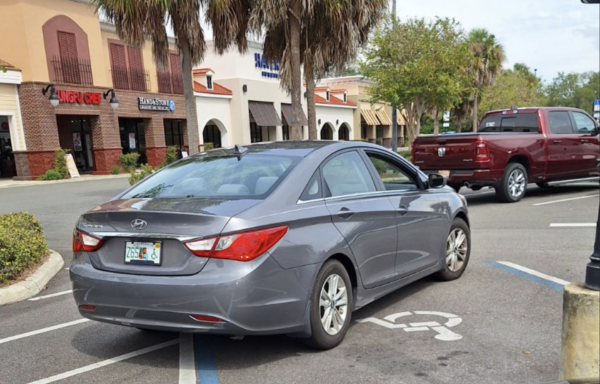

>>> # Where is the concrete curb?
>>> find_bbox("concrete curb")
[0,174,129,189]
[0,250,65,306]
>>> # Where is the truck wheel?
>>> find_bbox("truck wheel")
[496,163,528,203]
[449,184,462,193]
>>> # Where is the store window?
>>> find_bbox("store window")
[57,115,94,172]
[0,116,16,178]
[119,118,147,164]
[203,124,222,148]
[164,119,184,149]
[250,122,263,143]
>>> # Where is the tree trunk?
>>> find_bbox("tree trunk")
[180,40,200,154]
[288,0,303,140]
[457,113,463,133]
[305,55,317,140]
[433,107,439,135]
[472,91,479,132]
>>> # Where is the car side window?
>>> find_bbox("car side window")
[322,151,377,197]
[548,111,575,135]
[366,153,418,191]
[300,170,322,201]
[571,112,597,134]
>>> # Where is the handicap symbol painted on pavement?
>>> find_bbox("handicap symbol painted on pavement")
[357,311,463,341]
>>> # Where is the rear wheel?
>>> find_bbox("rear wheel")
[436,218,471,281]
[496,163,528,203]
[306,260,353,350]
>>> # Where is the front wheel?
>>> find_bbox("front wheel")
[436,218,471,281]
[496,163,528,203]
[306,260,353,350]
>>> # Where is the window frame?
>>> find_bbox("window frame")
[206,75,213,90]
[317,149,379,200]
[548,111,576,135]
[361,149,426,192]
[570,111,598,134]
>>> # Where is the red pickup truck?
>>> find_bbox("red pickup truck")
[412,107,600,202]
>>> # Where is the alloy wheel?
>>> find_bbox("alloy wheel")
[446,228,468,272]
[508,169,526,199]
[319,274,348,335]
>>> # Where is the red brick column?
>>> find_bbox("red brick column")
[144,118,167,167]
[90,113,121,174]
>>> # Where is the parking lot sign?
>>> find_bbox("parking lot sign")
[594,99,600,112]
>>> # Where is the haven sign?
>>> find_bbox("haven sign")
[138,97,175,112]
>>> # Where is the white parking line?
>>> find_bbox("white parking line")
[179,333,196,384]
[533,194,599,206]
[0,319,90,345]
[28,290,73,301]
[25,339,179,384]
[496,261,570,287]
[550,223,596,228]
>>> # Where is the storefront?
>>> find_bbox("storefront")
[0,60,25,178]
[15,82,188,179]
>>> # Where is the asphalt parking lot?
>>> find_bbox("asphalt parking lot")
[0,178,598,384]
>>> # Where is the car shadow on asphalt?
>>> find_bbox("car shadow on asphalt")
[464,184,599,206]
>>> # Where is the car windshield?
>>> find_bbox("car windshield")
[479,113,540,133]
[122,154,299,199]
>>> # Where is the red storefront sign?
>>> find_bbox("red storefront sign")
[57,90,102,105]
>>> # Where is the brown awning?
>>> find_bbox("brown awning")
[397,112,406,126]
[376,109,392,125]
[281,103,309,126]
[360,109,380,126]
[249,101,282,126]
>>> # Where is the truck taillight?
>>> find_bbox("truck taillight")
[185,226,288,262]
[475,141,490,162]
[73,229,104,252]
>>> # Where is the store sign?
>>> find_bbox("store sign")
[138,97,175,112]
[57,90,101,105]
[254,53,279,79]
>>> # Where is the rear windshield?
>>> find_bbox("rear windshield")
[479,113,540,133]
[122,154,299,199]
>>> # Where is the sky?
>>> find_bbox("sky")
[395,0,600,82]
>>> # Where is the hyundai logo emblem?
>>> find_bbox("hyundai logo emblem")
[131,219,148,230]
[438,147,446,157]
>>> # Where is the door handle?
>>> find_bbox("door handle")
[397,205,408,216]
[553,140,562,144]
[336,208,354,219]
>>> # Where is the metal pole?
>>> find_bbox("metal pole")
[585,159,600,291]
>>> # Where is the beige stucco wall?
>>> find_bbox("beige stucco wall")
[315,105,355,140]
[0,81,26,151]
[0,0,108,85]
[196,95,233,147]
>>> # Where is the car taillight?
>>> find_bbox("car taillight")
[185,226,288,262]
[73,229,104,252]
[475,140,490,162]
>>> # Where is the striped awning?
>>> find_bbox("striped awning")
[397,112,406,126]
[281,103,309,126]
[360,109,380,126]
[376,109,392,125]
[249,101,282,126]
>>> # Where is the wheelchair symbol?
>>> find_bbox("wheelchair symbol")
[357,311,463,341]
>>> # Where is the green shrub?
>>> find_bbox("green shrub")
[53,148,69,178]
[398,150,411,161]
[110,165,121,175]
[0,212,49,284]
[160,146,179,169]
[203,142,214,151]
[38,169,63,181]
[128,163,155,186]
[119,153,140,172]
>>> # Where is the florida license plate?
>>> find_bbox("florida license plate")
[125,241,162,265]
[439,170,450,178]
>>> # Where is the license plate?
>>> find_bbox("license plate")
[125,241,162,265]
[438,170,450,178]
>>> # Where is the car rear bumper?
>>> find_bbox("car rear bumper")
[70,254,319,335]
[421,168,504,186]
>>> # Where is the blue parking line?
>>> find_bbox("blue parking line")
[485,261,565,291]
[194,335,219,384]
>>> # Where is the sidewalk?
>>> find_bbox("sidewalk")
[0,174,129,189]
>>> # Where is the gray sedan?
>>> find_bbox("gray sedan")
[70,141,470,350]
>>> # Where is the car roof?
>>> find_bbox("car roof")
[485,106,587,115]
[199,140,379,158]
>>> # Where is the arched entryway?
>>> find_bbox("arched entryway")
[320,123,334,140]
[202,119,228,148]
[338,123,350,141]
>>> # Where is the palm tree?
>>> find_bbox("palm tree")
[94,0,252,153]
[255,0,386,140]
[468,29,506,131]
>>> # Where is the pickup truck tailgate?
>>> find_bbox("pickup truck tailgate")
[412,135,480,170]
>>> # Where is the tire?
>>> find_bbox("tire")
[495,163,528,203]
[449,184,462,193]
[305,260,353,350]
[436,218,471,281]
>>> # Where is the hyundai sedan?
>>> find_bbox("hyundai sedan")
[70,141,470,350]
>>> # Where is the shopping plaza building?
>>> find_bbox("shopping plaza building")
[0,0,405,180]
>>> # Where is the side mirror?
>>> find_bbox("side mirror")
[428,173,447,189]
